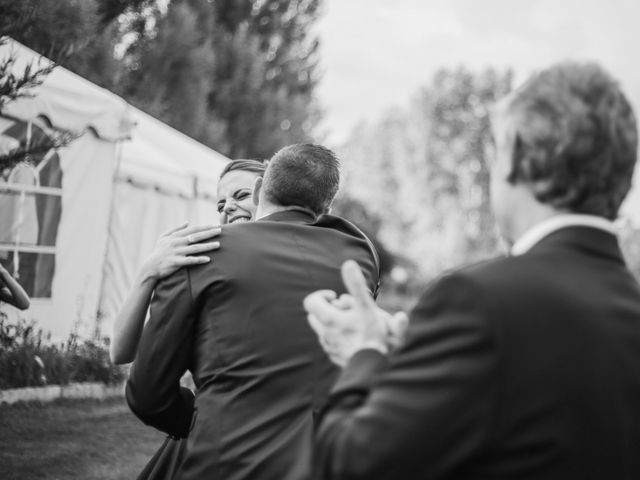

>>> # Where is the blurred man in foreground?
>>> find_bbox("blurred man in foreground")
[304,62,640,480]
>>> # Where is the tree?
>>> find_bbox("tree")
[331,194,395,278]
[97,0,154,27]
[119,1,222,147]
[340,67,512,279]
[121,0,323,158]
[2,0,101,63]
[210,0,322,158]
[417,68,513,261]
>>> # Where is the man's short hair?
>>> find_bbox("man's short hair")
[503,61,637,219]
[263,144,340,216]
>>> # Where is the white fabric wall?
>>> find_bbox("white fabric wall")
[189,196,220,225]
[21,134,116,339]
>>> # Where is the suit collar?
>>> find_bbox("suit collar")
[257,207,317,224]
[527,225,624,264]
[511,214,617,256]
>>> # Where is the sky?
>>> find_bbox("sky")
[314,0,640,216]
[316,0,640,143]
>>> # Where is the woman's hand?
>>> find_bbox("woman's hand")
[141,222,221,282]
[111,222,221,364]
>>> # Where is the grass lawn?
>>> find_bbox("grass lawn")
[0,396,166,480]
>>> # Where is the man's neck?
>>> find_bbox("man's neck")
[507,208,560,247]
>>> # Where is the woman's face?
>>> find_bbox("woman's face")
[217,170,260,225]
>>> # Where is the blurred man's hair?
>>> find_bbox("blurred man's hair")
[220,159,267,179]
[263,144,340,216]
[504,61,637,219]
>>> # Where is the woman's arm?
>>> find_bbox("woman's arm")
[0,264,30,310]
[110,269,157,365]
[110,223,221,364]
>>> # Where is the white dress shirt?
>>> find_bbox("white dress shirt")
[510,214,618,256]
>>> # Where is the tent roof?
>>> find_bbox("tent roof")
[0,37,131,141]
[1,37,229,195]
[119,108,228,197]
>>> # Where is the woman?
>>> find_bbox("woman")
[110,159,266,480]
[110,159,266,364]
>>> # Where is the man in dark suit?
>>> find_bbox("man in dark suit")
[304,62,640,479]
[126,144,380,480]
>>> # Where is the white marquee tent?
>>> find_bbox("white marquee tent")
[0,38,229,339]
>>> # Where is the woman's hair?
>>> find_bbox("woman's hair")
[503,61,637,219]
[219,159,267,179]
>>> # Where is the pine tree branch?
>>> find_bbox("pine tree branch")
[0,130,79,172]
[0,40,56,113]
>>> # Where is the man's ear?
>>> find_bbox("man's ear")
[252,177,263,206]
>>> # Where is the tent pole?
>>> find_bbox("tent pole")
[94,138,125,340]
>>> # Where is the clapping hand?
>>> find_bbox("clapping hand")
[304,260,408,367]
[142,222,221,281]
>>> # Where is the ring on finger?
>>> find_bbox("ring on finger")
[187,234,193,244]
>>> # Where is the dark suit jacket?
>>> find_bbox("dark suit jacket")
[126,210,380,480]
[315,226,640,480]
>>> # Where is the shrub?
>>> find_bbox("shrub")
[0,316,126,389]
